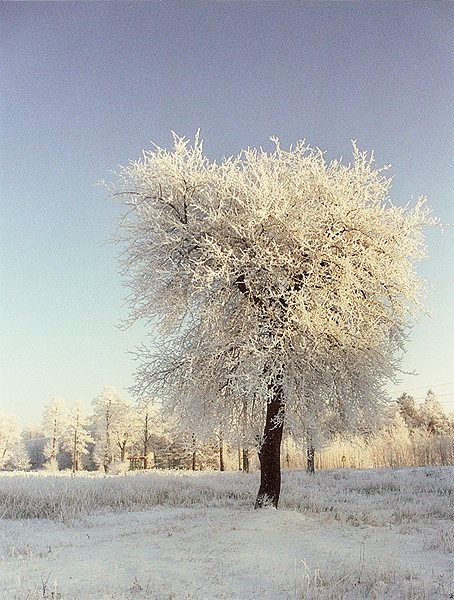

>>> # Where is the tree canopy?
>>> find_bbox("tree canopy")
[109,133,434,506]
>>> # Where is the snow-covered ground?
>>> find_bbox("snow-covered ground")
[1,467,453,599]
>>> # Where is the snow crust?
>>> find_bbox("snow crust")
[1,467,453,599]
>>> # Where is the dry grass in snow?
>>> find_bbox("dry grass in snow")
[0,466,453,599]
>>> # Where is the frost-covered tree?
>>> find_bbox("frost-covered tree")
[109,133,434,507]
[0,413,21,468]
[379,410,412,467]
[62,401,93,472]
[419,389,449,435]
[7,440,30,471]
[136,398,158,468]
[21,423,44,440]
[396,392,420,431]
[286,394,350,474]
[92,386,120,472]
[92,386,137,471]
[42,397,68,471]
[113,399,139,463]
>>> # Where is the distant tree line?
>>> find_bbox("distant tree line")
[313,389,453,469]
[1,387,452,473]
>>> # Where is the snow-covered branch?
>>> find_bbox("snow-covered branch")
[108,134,435,504]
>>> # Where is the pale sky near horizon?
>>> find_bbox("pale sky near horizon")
[1,1,453,426]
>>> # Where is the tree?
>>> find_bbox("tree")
[92,386,137,471]
[7,439,31,471]
[396,392,420,431]
[285,391,349,474]
[136,398,157,469]
[113,399,138,463]
[109,133,433,507]
[42,397,68,471]
[22,423,44,440]
[62,401,93,472]
[92,386,121,472]
[0,413,21,468]
[22,425,46,470]
[419,389,449,435]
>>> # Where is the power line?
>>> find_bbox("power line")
[411,393,454,399]
[411,397,454,404]
[390,381,454,393]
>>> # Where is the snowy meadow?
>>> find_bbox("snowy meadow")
[1,467,453,599]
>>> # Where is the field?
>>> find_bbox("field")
[1,466,453,599]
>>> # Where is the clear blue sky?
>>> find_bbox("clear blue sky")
[1,1,453,425]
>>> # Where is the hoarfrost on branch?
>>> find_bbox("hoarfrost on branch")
[109,133,434,451]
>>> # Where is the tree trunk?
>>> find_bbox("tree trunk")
[104,421,111,472]
[255,390,285,509]
[219,438,225,471]
[72,429,78,473]
[242,448,250,473]
[143,412,149,469]
[306,444,315,474]
[191,434,197,471]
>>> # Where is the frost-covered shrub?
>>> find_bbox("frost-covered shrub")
[109,460,130,475]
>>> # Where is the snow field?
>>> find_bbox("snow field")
[1,466,453,599]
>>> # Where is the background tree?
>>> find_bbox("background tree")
[21,423,45,441]
[92,386,122,472]
[419,389,450,435]
[285,387,350,474]
[63,400,93,472]
[216,423,226,472]
[113,398,139,463]
[396,393,420,431]
[21,424,45,470]
[136,398,158,468]
[7,439,31,470]
[92,386,137,471]
[0,413,21,468]
[42,397,68,471]
[110,134,433,507]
